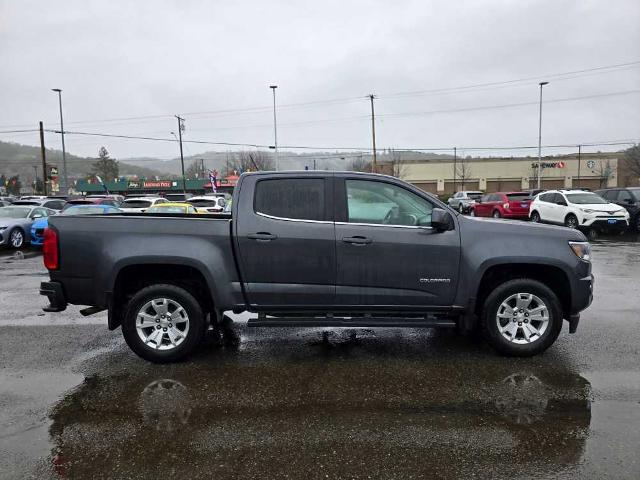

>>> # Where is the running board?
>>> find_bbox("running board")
[247,316,456,328]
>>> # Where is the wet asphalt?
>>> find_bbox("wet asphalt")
[0,234,639,479]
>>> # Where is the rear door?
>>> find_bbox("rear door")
[334,176,460,307]
[234,174,336,308]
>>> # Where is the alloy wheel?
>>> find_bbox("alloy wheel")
[565,215,578,229]
[135,298,190,350]
[495,293,549,345]
[10,229,24,248]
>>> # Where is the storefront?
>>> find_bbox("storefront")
[75,175,239,196]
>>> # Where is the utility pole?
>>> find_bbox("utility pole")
[51,89,68,195]
[175,116,187,195]
[576,144,582,189]
[270,85,279,171]
[453,147,457,193]
[537,81,549,190]
[32,166,39,194]
[369,94,377,173]
[39,121,48,196]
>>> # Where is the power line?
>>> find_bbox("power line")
[378,60,640,99]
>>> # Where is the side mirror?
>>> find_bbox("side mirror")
[431,208,453,232]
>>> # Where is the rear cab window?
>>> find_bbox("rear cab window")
[254,178,326,221]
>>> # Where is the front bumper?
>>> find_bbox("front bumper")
[40,281,68,312]
[581,217,629,229]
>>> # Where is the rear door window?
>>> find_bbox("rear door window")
[617,190,632,203]
[254,178,325,221]
[539,193,553,202]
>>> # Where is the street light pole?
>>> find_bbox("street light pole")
[270,85,279,171]
[174,116,187,195]
[52,89,68,194]
[369,94,377,173]
[537,81,549,190]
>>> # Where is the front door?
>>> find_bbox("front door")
[334,177,460,307]
[235,175,335,308]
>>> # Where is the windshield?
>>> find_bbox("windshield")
[566,193,608,205]
[147,205,188,213]
[0,206,31,218]
[122,200,152,208]
[506,193,531,201]
[63,206,111,215]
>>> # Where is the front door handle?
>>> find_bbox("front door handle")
[342,236,372,245]
[247,232,277,241]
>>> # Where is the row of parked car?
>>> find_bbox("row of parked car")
[447,187,640,234]
[0,193,232,249]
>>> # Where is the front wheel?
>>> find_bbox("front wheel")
[122,284,207,363]
[481,279,563,357]
[564,214,579,229]
[8,228,25,249]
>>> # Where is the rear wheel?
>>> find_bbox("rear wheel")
[530,211,540,223]
[481,279,563,357]
[564,214,579,229]
[8,228,25,249]
[492,210,501,218]
[122,284,207,363]
[458,203,465,213]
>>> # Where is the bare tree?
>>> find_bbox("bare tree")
[623,145,640,177]
[351,155,372,173]
[231,151,274,172]
[455,156,473,189]
[389,149,407,179]
[185,160,201,179]
[592,159,615,188]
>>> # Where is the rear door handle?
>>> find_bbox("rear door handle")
[247,232,277,241]
[342,236,372,245]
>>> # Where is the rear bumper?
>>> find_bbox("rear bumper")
[40,281,68,312]
[502,211,529,219]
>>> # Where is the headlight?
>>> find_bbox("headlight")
[581,208,595,214]
[569,241,591,262]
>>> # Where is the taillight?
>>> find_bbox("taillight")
[503,202,510,209]
[43,227,59,270]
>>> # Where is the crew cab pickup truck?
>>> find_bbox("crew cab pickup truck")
[40,172,594,362]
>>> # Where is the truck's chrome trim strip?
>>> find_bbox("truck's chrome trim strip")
[335,221,433,230]
[255,211,332,224]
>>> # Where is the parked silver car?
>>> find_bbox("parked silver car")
[0,205,54,248]
[447,191,483,213]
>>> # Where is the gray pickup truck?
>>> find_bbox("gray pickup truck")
[40,171,593,362]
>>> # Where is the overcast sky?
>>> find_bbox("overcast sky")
[1,0,639,162]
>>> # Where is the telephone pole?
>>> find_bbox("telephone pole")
[537,81,549,189]
[39,121,48,196]
[453,147,457,193]
[51,89,68,194]
[175,116,186,195]
[369,94,377,173]
[270,85,279,171]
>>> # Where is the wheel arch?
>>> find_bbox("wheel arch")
[474,262,572,320]
[108,261,217,330]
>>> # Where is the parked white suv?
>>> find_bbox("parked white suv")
[529,190,629,231]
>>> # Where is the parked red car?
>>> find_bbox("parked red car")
[470,192,532,219]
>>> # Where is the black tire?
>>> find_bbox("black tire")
[122,284,207,363]
[492,210,501,218]
[8,227,25,249]
[530,211,540,223]
[635,214,640,233]
[564,214,579,229]
[481,279,563,357]
[458,203,465,213]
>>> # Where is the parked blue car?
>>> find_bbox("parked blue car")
[30,204,121,246]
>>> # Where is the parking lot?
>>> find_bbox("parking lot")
[0,232,638,479]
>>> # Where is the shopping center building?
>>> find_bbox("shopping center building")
[399,152,628,195]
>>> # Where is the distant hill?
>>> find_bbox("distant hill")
[0,141,164,181]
